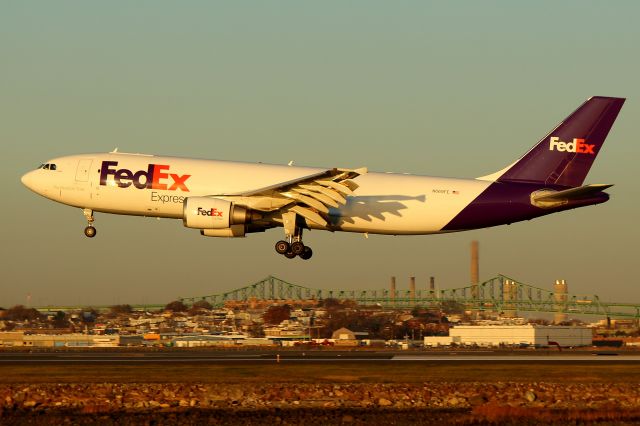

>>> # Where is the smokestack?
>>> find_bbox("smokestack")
[471,241,479,299]
[409,276,416,301]
[390,276,396,305]
[553,279,568,324]
[429,276,435,291]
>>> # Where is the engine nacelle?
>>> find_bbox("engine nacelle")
[183,197,250,229]
[200,225,246,238]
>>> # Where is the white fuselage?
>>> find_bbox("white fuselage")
[21,152,491,235]
[21,97,623,253]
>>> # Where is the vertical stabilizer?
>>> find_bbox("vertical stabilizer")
[487,96,624,187]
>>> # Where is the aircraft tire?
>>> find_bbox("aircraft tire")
[300,246,313,260]
[84,226,97,238]
[275,240,290,254]
[291,241,305,255]
[284,251,296,259]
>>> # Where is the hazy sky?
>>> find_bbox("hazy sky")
[1,2,639,307]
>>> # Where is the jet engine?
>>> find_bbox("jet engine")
[183,197,251,229]
[200,225,246,238]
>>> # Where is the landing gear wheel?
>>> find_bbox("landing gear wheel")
[275,240,290,254]
[300,246,313,260]
[284,251,296,259]
[84,226,96,238]
[290,241,305,256]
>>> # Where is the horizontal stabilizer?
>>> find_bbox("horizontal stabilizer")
[533,184,613,202]
[531,184,613,208]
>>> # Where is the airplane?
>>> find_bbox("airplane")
[21,96,624,260]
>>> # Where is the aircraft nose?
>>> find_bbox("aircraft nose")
[21,171,38,192]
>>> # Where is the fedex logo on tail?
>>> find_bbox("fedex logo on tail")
[99,161,191,191]
[549,137,595,155]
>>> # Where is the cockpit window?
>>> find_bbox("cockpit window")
[43,164,50,170]
[39,163,57,170]
[50,164,57,170]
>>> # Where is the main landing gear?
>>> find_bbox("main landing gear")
[275,212,313,260]
[82,208,96,238]
[275,239,313,260]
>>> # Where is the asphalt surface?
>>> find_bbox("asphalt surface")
[0,350,637,364]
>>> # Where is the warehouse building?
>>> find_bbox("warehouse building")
[424,325,592,347]
[172,334,273,347]
[0,332,119,347]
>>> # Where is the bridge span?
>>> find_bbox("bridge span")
[35,275,640,319]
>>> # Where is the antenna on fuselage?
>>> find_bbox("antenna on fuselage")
[111,147,119,153]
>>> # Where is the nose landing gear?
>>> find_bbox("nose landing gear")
[84,226,97,238]
[82,208,96,238]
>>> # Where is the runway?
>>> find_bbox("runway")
[2,350,639,388]
[0,350,637,364]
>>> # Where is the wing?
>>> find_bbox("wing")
[210,167,367,227]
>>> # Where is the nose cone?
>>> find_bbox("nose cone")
[21,171,38,193]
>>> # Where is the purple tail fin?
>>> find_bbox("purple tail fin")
[496,96,625,187]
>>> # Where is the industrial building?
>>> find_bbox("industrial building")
[424,325,593,347]
[0,332,119,347]
[172,334,273,347]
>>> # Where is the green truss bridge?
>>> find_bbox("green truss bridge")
[178,274,640,319]
[34,275,639,319]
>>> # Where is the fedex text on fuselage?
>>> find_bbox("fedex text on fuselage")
[99,161,191,191]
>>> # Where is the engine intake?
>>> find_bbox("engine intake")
[183,197,250,229]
